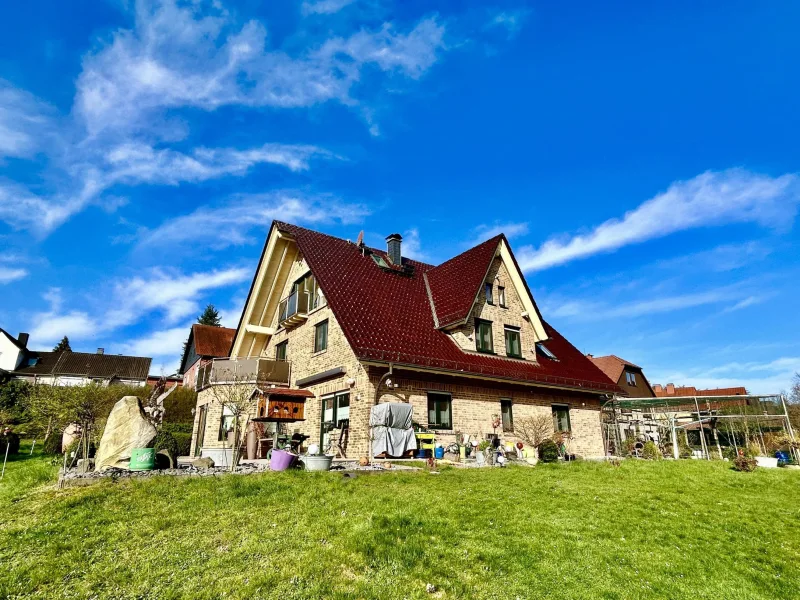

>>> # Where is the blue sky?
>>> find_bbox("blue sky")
[1,0,799,393]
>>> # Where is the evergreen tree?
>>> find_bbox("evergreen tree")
[53,336,72,352]
[197,304,222,327]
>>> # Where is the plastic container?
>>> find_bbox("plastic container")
[270,449,299,471]
[776,451,791,465]
[129,448,155,471]
[303,454,333,471]
[434,446,445,459]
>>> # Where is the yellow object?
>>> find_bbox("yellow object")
[415,432,435,450]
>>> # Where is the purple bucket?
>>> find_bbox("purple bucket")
[270,449,299,471]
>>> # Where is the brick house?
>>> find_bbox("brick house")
[178,323,236,389]
[588,355,656,398]
[190,222,620,462]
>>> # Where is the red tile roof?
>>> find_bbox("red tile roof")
[192,324,236,358]
[589,355,642,384]
[274,221,619,394]
[424,236,502,327]
[654,385,747,397]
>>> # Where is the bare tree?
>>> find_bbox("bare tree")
[514,413,553,449]
[206,361,263,471]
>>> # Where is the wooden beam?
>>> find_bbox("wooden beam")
[245,324,276,336]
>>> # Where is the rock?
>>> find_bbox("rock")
[192,456,215,469]
[76,458,94,474]
[94,396,157,472]
[359,457,369,466]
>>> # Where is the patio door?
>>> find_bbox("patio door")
[194,405,207,457]
[320,391,350,451]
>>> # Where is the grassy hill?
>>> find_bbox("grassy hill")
[1,443,799,599]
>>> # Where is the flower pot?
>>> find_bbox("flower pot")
[303,454,333,471]
[269,449,299,471]
[129,448,155,471]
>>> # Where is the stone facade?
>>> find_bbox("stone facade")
[191,251,607,460]
[450,256,541,360]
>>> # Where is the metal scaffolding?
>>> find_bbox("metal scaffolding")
[601,394,799,463]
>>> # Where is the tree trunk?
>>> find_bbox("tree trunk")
[230,416,240,472]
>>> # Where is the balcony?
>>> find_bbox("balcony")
[278,290,326,328]
[196,357,291,392]
[278,290,310,327]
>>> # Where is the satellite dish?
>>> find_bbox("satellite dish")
[356,230,364,246]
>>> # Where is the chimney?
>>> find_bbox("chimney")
[653,384,663,393]
[386,233,402,265]
[17,332,29,349]
[586,353,593,359]
[97,348,105,355]
[666,383,675,395]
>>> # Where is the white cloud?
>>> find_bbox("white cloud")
[136,191,370,251]
[28,267,250,347]
[486,9,530,39]
[104,141,335,184]
[651,356,800,395]
[470,221,528,245]
[119,324,189,374]
[546,287,748,321]
[518,169,800,271]
[0,80,58,159]
[401,228,427,262]
[654,241,773,273]
[76,1,447,138]
[0,266,28,284]
[301,0,356,16]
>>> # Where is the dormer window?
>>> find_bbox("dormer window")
[485,283,494,305]
[626,371,637,386]
[498,286,506,307]
[371,254,389,268]
[536,343,558,361]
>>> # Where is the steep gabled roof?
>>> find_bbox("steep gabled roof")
[193,324,236,358]
[589,355,643,384]
[0,328,24,350]
[424,236,502,328]
[273,221,618,393]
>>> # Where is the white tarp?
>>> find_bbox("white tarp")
[370,402,417,458]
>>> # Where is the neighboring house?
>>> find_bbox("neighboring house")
[1,331,151,387]
[0,329,29,374]
[191,221,620,462]
[652,383,747,397]
[146,374,184,388]
[178,324,236,389]
[588,355,656,398]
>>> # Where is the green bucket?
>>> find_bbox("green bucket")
[129,448,155,471]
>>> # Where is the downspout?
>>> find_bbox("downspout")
[369,363,393,463]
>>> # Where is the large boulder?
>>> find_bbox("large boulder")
[95,396,157,471]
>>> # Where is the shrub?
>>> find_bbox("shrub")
[43,431,62,455]
[162,387,197,424]
[151,431,180,465]
[539,439,559,463]
[64,438,96,461]
[0,430,21,455]
[173,432,191,457]
[162,422,193,435]
[641,441,663,460]
[732,456,757,472]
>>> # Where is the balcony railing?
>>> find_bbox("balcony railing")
[196,357,291,391]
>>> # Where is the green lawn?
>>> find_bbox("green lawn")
[1,443,799,600]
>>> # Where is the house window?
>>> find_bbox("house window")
[485,282,493,305]
[536,343,558,361]
[498,286,506,307]
[427,392,452,430]
[320,391,350,448]
[475,319,494,353]
[275,341,287,361]
[504,326,522,358]
[626,371,637,386]
[218,406,235,441]
[552,405,571,433]
[314,320,328,353]
[501,399,513,432]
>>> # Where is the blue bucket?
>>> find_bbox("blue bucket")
[434,446,444,459]
[776,451,791,465]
